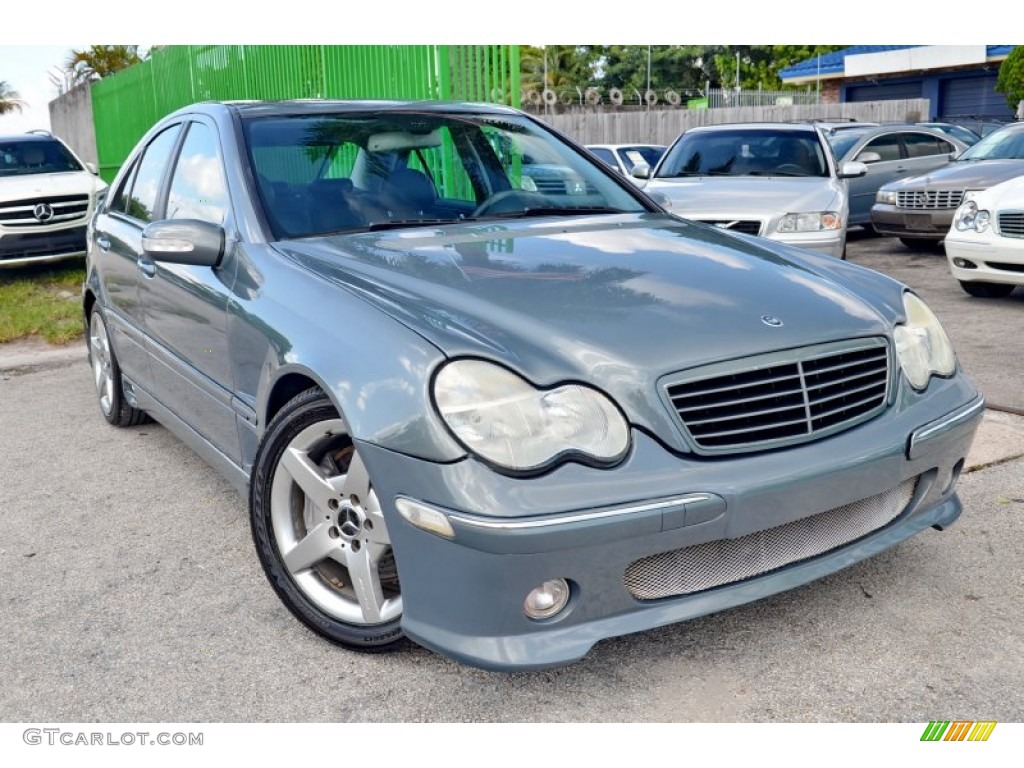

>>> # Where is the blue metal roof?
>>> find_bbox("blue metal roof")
[780,45,1016,81]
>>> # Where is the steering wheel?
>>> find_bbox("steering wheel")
[472,190,550,217]
[774,164,807,175]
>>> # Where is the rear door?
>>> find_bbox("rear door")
[899,131,959,178]
[91,123,183,387]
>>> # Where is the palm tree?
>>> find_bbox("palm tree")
[65,45,143,86]
[0,80,25,115]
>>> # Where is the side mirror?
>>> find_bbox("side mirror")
[950,149,963,160]
[85,162,98,175]
[839,161,868,179]
[855,151,882,164]
[646,191,672,209]
[631,162,651,180]
[142,219,224,267]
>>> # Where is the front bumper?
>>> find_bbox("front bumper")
[358,377,983,671]
[871,204,954,240]
[0,223,88,268]
[946,233,1024,286]
[765,229,845,258]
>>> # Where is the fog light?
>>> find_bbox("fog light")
[952,258,977,269]
[524,578,570,619]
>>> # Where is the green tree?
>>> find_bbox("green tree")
[520,45,599,94]
[0,80,25,115]
[64,45,144,86]
[710,46,846,91]
[996,46,1024,112]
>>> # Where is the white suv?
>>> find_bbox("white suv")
[0,131,108,268]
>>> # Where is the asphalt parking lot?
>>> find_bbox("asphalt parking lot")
[1,234,1022,723]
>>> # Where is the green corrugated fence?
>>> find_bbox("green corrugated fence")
[91,45,521,183]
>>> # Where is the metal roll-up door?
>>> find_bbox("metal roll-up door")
[940,75,1014,120]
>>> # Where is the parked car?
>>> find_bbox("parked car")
[945,174,1024,297]
[916,122,982,147]
[871,121,1024,248]
[84,100,982,671]
[824,125,967,229]
[0,131,107,269]
[638,123,865,258]
[586,143,665,183]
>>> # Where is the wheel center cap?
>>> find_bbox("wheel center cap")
[338,506,361,539]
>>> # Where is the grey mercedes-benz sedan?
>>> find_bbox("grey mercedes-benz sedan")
[84,100,983,671]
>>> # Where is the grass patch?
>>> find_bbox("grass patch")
[0,262,86,345]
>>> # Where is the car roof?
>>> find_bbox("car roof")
[684,122,821,135]
[586,143,665,148]
[187,99,524,120]
[0,132,65,143]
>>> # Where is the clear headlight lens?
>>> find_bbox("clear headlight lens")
[777,211,841,233]
[876,189,897,205]
[953,200,991,233]
[433,360,630,472]
[893,293,956,391]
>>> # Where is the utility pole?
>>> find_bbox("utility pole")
[647,45,652,112]
[735,51,740,92]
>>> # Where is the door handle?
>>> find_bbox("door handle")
[96,235,111,251]
[138,258,157,278]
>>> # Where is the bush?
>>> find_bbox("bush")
[996,47,1024,113]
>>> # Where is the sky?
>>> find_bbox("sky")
[0,3,992,136]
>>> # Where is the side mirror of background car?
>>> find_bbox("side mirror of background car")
[142,219,225,267]
[85,162,99,175]
[839,161,869,179]
[855,152,882,164]
[631,163,651,180]
[646,191,672,209]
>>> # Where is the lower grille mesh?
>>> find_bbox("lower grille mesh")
[624,479,916,601]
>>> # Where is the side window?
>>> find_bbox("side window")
[903,133,945,158]
[166,122,230,226]
[589,147,617,168]
[108,157,140,215]
[858,134,900,162]
[126,125,182,223]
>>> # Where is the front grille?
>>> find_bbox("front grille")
[664,338,890,454]
[623,478,916,601]
[998,211,1024,238]
[0,194,90,227]
[0,226,87,261]
[695,219,763,236]
[988,262,1024,274]
[896,189,964,210]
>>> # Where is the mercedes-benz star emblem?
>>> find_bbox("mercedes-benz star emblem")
[761,315,783,327]
[33,203,54,222]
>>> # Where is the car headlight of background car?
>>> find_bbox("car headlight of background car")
[433,359,630,472]
[893,293,956,391]
[953,200,991,233]
[776,212,841,233]
[876,189,897,205]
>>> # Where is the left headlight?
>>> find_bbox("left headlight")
[953,200,991,233]
[893,293,956,391]
[876,189,897,205]
[433,359,631,472]
[777,211,842,233]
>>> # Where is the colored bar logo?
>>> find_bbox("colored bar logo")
[921,721,997,741]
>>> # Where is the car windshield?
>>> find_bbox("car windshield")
[241,111,647,239]
[0,139,83,176]
[826,128,874,159]
[616,145,665,171]
[956,127,1024,161]
[655,128,830,178]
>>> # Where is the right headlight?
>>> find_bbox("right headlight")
[875,189,897,205]
[893,293,956,391]
[433,359,630,473]
[953,200,991,233]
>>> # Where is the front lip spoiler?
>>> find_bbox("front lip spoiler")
[907,395,985,460]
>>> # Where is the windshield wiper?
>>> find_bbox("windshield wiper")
[472,206,625,220]
[365,218,464,231]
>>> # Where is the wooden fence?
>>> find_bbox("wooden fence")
[533,99,932,146]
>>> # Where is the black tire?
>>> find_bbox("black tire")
[87,306,149,427]
[958,281,1015,298]
[250,387,405,651]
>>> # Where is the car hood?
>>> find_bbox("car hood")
[642,176,841,216]
[882,159,1024,191]
[0,170,105,202]
[275,213,901,448]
